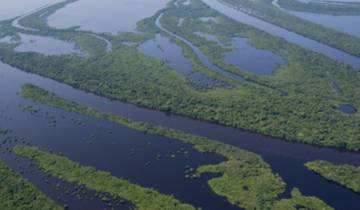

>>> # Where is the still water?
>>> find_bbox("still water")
[201,0,360,69]
[224,37,286,75]
[138,33,220,88]
[14,33,82,55]
[288,11,360,38]
[47,0,169,34]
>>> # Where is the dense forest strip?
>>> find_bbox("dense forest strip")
[1,0,360,151]
[305,160,360,193]
[276,0,360,16]
[0,160,63,210]
[12,145,195,210]
[19,83,333,210]
[220,0,360,56]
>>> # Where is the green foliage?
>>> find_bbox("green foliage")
[0,160,62,210]
[20,84,333,209]
[305,160,360,193]
[277,0,360,16]
[12,145,195,210]
[273,188,333,210]
[72,35,107,57]
[221,0,360,56]
[196,160,284,209]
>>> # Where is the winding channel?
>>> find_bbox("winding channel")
[155,13,246,82]
[201,0,360,69]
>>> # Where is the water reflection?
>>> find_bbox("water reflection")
[224,37,286,75]
[47,0,168,34]
[15,33,82,56]
[201,0,360,69]
[138,33,218,88]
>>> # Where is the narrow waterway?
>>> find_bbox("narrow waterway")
[156,13,246,82]
[201,0,360,69]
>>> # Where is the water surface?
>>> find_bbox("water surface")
[201,0,360,69]
[273,0,360,37]
[138,33,218,88]
[338,103,357,114]
[157,13,246,82]
[0,62,238,210]
[0,0,62,21]
[15,33,82,55]
[47,0,169,34]
[224,37,286,75]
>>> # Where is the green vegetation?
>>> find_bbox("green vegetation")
[1,0,360,152]
[221,0,360,56]
[20,83,333,210]
[12,145,195,210]
[0,160,62,210]
[277,0,360,16]
[305,160,360,193]
[273,188,333,210]
[72,35,107,57]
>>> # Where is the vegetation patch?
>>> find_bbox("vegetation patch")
[305,160,360,193]
[273,188,333,210]
[0,159,62,210]
[72,35,107,57]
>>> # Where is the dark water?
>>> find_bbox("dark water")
[338,103,357,114]
[0,62,239,210]
[1,60,360,209]
[0,150,132,210]
[201,0,360,69]
[138,33,219,88]
[224,37,286,75]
